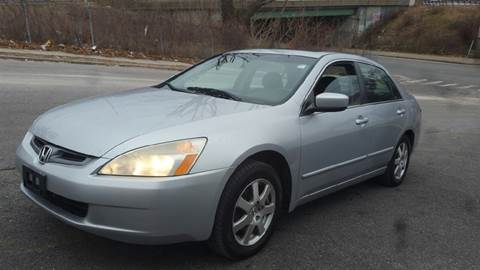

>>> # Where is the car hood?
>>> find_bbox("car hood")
[31,87,267,157]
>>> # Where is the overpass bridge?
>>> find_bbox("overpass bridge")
[251,0,414,35]
[103,0,414,43]
[252,0,412,20]
[114,0,414,33]
[119,0,413,10]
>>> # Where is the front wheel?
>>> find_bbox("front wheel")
[208,160,282,260]
[377,136,411,187]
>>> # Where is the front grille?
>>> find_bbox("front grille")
[31,136,93,166]
[44,190,89,218]
[31,136,44,152]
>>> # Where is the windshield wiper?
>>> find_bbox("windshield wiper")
[187,87,242,101]
[163,82,190,93]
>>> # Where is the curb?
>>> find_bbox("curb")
[345,49,480,65]
[2,47,478,68]
[0,48,190,70]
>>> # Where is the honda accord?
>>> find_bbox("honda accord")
[16,49,421,259]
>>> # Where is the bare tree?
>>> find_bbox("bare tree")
[220,0,274,27]
[220,0,236,23]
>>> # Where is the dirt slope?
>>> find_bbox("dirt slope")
[359,6,480,56]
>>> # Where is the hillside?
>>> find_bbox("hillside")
[358,6,480,56]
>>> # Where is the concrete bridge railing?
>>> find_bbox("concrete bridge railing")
[260,0,412,8]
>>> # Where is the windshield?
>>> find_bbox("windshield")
[166,53,317,105]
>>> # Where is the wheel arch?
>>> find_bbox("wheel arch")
[244,150,293,213]
[403,129,415,148]
[224,145,296,213]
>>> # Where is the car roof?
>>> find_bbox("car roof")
[231,49,330,59]
[229,49,384,69]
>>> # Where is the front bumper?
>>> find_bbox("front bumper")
[16,132,229,244]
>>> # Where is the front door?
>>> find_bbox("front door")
[299,61,373,198]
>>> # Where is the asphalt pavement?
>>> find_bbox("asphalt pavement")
[0,57,479,269]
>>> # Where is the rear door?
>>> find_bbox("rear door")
[355,62,407,169]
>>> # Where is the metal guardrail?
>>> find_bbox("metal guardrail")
[423,0,480,5]
[265,0,411,8]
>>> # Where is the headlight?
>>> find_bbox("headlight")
[98,138,206,177]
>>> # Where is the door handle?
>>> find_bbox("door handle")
[397,108,406,116]
[355,116,369,125]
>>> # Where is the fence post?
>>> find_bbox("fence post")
[476,26,480,57]
[477,26,480,49]
[84,0,96,47]
[21,0,32,43]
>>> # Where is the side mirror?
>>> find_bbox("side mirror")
[315,93,349,112]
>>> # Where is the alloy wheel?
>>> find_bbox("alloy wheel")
[232,178,276,246]
[393,142,409,180]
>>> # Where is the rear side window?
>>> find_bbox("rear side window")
[358,63,402,103]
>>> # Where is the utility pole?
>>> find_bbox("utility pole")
[476,26,480,58]
[477,26,480,50]
[84,0,96,47]
[21,0,32,43]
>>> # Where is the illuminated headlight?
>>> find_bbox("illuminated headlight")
[98,138,207,177]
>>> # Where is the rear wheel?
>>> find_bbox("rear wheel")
[208,160,282,259]
[377,136,411,187]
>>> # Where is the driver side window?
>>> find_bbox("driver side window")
[313,62,362,106]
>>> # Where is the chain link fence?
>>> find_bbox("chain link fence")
[421,0,480,57]
[0,0,347,58]
[0,0,244,58]
[2,1,478,58]
[0,0,94,45]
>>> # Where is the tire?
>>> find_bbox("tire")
[208,160,283,260]
[377,135,411,187]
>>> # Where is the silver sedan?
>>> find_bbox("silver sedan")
[16,49,421,259]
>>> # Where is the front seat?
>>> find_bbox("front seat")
[314,76,337,96]
[262,72,283,92]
